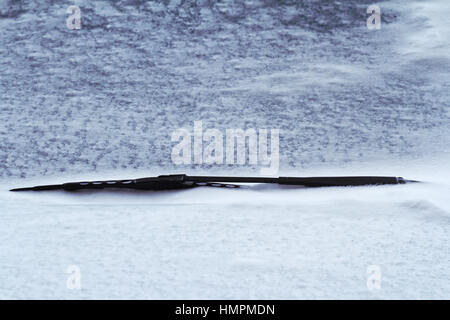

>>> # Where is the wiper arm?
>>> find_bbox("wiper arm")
[10,174,419,192]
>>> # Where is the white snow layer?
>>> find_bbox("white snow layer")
[1,157,449,299]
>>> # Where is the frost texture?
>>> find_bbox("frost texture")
[0,0,448,178]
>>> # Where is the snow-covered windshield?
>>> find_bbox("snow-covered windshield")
[0,0,449,300]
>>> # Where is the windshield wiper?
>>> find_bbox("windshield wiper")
[10,174,418,192]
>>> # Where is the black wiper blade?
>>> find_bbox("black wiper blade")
[9,174,419,192]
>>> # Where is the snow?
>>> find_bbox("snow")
[1,157,449,299]
[0,0,449,299]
